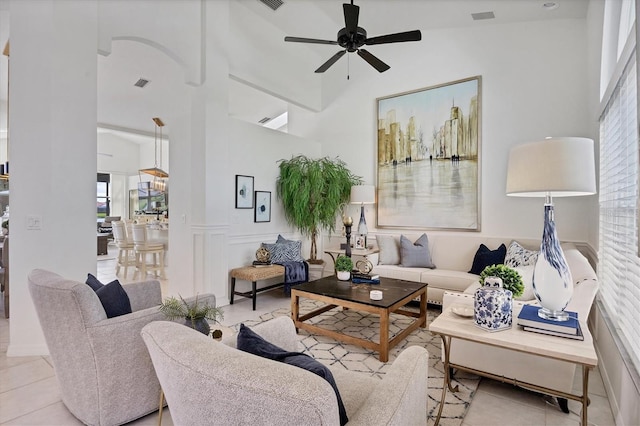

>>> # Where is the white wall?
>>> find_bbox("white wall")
[97,132,142,174]
[228,0,323,112]
[291,17,598,250]
[226,118,321,280]
[8,0,98,356]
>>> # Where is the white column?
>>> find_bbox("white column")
[167,0,230,302]
[8,0,98,355]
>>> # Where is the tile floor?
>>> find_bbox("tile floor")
[0,245,616,425]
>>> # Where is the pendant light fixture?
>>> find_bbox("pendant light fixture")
[139,117,168,191]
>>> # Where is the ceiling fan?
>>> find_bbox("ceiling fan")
[284,0,422,74]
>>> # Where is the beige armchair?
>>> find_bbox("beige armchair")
[141,316,429,425]
[28,268,216,426]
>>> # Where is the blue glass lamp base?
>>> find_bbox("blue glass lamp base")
[532,201,574,323]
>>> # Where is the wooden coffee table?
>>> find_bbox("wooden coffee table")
[291,276,427,362]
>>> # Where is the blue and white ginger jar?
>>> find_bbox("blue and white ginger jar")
[474,276,513,332]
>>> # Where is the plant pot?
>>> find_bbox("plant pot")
[184,317,211,335]
[336,270,351,281]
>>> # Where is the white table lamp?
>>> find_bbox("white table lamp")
[350,185,376,247]
[506,137,596,321]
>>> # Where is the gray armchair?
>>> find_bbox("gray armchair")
[141,316,428,425]
[28,268,216,426]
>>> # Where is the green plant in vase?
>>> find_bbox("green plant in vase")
[478,264,524,298]
[159,294,224,336]
[277,155,361,264]
[335,255,354,281]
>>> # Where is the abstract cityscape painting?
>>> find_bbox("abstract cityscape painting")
[376,76,481,230]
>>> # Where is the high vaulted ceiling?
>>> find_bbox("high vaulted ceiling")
[0,0,589,143]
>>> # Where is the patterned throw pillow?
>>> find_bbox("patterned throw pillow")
[504,240,539,268]
[262,240,304,263]
[513,264,535,301]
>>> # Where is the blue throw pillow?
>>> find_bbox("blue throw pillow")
[399,234,436,268]
[468,243,507,275]
[85,273,105,291]
[85,273,132,318]
[237,324,348,426]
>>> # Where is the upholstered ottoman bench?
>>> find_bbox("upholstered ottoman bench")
[230,264,285,310]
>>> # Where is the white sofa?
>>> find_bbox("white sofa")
[442,242,599,409]
[369,234,541,305]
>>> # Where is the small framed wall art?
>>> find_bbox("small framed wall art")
[254,191,271,223]
[235,175,254,209]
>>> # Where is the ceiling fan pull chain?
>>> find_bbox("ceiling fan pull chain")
[347,54,350,80]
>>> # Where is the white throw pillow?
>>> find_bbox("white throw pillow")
[376,235,401,265]
[514,264,535,301]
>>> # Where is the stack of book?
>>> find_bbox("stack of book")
[351,272,380,284]
[252,261,272,268]
[517,304,583,340]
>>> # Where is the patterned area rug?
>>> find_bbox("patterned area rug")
[235,300,480,426]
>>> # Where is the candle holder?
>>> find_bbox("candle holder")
[343,216,353,257]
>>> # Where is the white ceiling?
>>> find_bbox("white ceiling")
[0,0,589,144]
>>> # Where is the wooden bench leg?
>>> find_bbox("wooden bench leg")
[230,277,236,305]
[252,281,257,311]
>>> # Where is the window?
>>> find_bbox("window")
[598,1,640,373]
[97,173,110,220]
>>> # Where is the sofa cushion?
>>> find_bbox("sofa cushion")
[400,234,435,268]
[420,269,479,293]
[468,243,507,274]
[504,240,538,268]
[372,264,422,283]
[377,235,401,265]
[237,324,348,425]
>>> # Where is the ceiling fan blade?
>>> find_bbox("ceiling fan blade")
[365,30,422,46]
[315,50,347,73]
[343,3,360,34]
[285,36,338,45]
[357,49,390,73]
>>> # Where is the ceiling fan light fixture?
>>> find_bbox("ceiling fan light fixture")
[284,0,421,74]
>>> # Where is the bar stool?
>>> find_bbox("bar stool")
[131,224,166,279]
[112,221,137,279]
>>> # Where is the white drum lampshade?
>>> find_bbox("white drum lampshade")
[506,137,596,321]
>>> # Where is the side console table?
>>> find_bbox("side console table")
[429,305,597,426]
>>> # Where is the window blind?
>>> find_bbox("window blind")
[598,52,640,372]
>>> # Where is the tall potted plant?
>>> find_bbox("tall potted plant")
[277,155,361,263]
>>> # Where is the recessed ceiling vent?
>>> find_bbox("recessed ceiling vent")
[471,11,495,21]
[258,0,283,11]
[258,117,271,124]
[134,78,150,88]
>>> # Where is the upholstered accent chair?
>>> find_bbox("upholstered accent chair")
[28,268,216,426]
[141,316,428,425]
